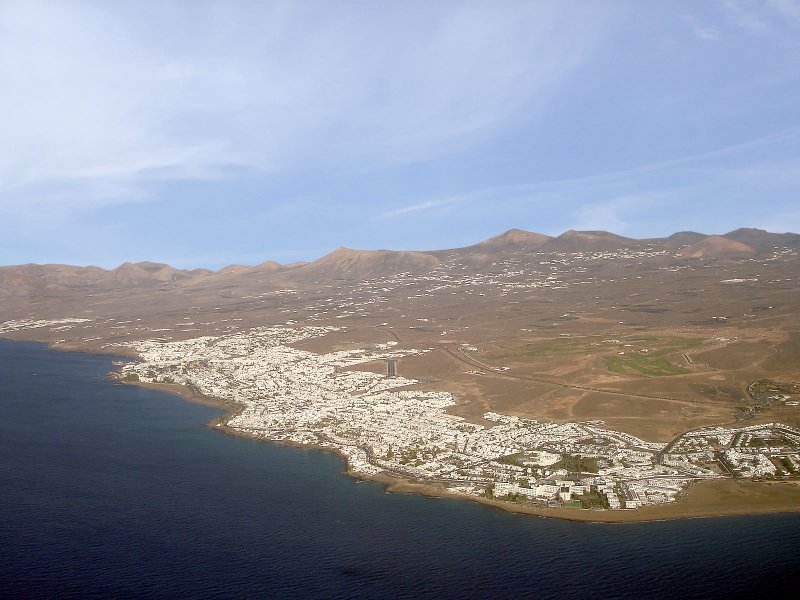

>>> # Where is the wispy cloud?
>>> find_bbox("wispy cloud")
[767,0,800,20]
[721,0,800,41]
[0,1,600,219]
[723,0,771,33]
[571,194,662,234]
[378,200,455,220]
[376,190,492,220]
[682,15,721,40]
[379,125,800,237]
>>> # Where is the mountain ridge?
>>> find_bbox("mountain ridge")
[2,228,798,298]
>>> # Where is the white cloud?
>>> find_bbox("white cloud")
[721,0,800,40]
[377,123,800,238]
[378,200,452,220]
[0,1,600,218]
[767,0,800,20]
[571,193,666,234]
[377,190,491,220]
[682,15,721,40]
[723,0,771,33]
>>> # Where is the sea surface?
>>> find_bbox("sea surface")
[2,339,800,599]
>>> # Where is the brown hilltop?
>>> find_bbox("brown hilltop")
[216,264,256,277]
[216,260,284,277]
[659,231,708,246]
[109,262,150,284]
[109,261,189,284]
[544,230,637,252]
[425,229,553,266]
[0,261,194,299]
[290,247,440,281]
[679,235,756,258]
[474,229,552,251]
[723,228,800,251]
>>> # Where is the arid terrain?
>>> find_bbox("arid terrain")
[2,227,799,519]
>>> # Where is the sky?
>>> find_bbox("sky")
[1,0,799,269]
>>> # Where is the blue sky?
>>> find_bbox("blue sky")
[1,1,799,269]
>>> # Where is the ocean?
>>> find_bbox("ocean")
[1,339,799,599]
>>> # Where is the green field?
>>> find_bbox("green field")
[605,354,686,376]
[487,336,615,361]
[488,335,704,378]
[553,454,599,474]
[603,335,703,377]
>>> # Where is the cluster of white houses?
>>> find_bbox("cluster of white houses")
[111,325,800,511]
[0,317,92,333]
[281,246,680,326]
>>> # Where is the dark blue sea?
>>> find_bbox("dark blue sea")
[2,339,799,599]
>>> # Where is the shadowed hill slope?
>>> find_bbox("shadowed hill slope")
[680,236,756,258]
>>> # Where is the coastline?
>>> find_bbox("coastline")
[123,373,800,524]
[5,334,800,524]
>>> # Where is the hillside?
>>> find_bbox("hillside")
[1,228,798,300]
[473,228,552,251]
[680,235,756,258]
[543,230,636,252]
[287,247,441,281]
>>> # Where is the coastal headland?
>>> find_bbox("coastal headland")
[2,228,800,521]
